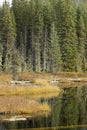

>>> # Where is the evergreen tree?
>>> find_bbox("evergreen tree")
[55,0,78,71]
[12,0,30,72]
[1,1,16,72]
[49,23,62,72]
[0,7,3,71]
[76,4,86,71]
[25,0,34,71]
[0,0,86,73]
[41,1,52,72]
[32,0,43,72]
[83,4,87,71]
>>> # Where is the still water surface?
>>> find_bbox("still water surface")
[1,85,87,130]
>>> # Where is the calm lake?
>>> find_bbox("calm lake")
[1,85,87,130]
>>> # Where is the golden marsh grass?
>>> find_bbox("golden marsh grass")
[0,72,87,116]
[0,72,60,96]
[0,85,60,96]
[0,96,50,115]
[0,73,60,116]
[53,72,87,78]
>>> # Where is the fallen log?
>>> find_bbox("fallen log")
[10,80,32,85]
[3,116,26,121]
[51,78,87,84]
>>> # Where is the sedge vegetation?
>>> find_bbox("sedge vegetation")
[0,96,50,116]
[0,73,59,116]
[0,73,60,96]
[0,85,60,96]
[0,73,58,116]
[0,72,87,97]
[0,72,87,116]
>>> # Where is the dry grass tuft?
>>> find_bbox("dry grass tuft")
[0,73,11,81]
[18,72,52,85]
[0,96,50,115]
[26,92,59,99]
[0,72,60,96]
[0,85,60,96]
[0,73,60,117]
[53,72,87,78]
[33,78,49,85]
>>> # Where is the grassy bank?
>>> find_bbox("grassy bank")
[53,72,87,78]
[0,72,87,96]
[0,72,87,117]
[0,73,60,96]
[0,96,50,116]
[0,85,60,96]
[0,73,60,117]
[17,72,87,88]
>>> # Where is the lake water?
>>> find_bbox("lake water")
[1,85,87,130]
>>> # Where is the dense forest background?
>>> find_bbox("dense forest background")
[0,0,87,73]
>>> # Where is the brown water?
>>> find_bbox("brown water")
[1,85,87,130]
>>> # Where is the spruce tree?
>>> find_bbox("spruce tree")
[0,0,86,73]
[32,0,43,72]
[41,1,52,72]
[49,23,62,72]
[55,0,78,71]
[0,7,3,71]
[12,0,29,72]
[76,4,86,71]
[83,4,87,71]
[1,1,16,72]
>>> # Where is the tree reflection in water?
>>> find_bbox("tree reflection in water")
[1,85,87,130]
[0,124,7,130]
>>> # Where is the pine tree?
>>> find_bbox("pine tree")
[1,1,16,72]
[55,0,78,71]
[0,0,86,73]
[0,7,3,71]
[76,4,86,71]
[83,4,87,71]
[12,0,30,72]
[49,23,62,72]
[31,0,43,72]
[41,1,52,72]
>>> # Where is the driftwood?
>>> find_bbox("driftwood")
[51,78,87,84]
[3,116,32,122]
[51,79,59,83]
[10,80,32,85]
[3,117,26,121]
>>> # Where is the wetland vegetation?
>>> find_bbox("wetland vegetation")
[0,73,60,117]
[0,78,87,130]
[0,0,87,129]
[0,72,87,118]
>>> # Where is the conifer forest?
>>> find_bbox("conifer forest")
[0,0,87,73]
